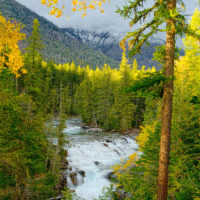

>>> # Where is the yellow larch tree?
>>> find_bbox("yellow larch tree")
[0,13,26,77]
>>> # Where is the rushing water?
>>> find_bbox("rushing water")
[63,118,138,200]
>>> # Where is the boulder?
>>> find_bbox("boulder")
[70,172,78,186]
[87,128,103,133]
[103,143,108,147]
[82,125,90,129]
[78,170,85,177]
[105,172,117,180]
[121,137,128,143]
[94,161,100,166]
[104,138,112,143]
[114,149,120,155]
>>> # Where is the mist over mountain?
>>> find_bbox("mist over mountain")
[0,0,119,68]
[63,28,166,69]
[0,0,182,69]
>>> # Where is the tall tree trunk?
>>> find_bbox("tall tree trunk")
[157,0,176,199]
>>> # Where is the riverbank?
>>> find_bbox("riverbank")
[79,119,141,136]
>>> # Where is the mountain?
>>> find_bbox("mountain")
[0,0,119,68]
[0,0,182,69]
[63,28,165,69]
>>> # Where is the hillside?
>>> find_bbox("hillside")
[0,0,119,68]
[64,28,165,69]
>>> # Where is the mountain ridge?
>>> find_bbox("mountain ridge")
[0,0,119,68]
[63,28,166,69]
[0,0,177,69]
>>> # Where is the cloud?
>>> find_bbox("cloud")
[16,0,131,33]
[16,0,199,36]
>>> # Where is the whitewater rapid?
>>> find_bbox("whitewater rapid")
[63,118,138,200]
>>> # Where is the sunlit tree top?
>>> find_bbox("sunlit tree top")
[0,14,26,77]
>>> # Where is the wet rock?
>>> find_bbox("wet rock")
[82,125,90,129]
[127,129,141,136]
[94,161,100,166]
[48,195,62,200]
[70,172,78,186]
[105,172,117,180]
[114,149,120,155]
[94,161,104,170]
[78,170,85,177]
[104,138,112,143]
[121,137,128,143]
[87,128,103,133]
[103,143,108,147]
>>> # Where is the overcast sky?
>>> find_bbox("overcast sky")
[16,0,199,39]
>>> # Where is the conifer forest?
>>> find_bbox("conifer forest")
[0,0,200,200]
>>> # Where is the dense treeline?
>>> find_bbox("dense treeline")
[75,54,155,131]
[41,52,156,132]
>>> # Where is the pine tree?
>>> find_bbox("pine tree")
[26,18,43,69]
[22,19,45,111]
[157,1,176,199]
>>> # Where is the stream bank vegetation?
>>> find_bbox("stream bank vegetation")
[0,13,155,200]
[0,3,200,200]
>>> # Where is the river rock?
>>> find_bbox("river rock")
[103,143,108,147]
[94,161,100,166]
[114,149,120,155]
[121,137,128,143]
[48,196,62,200]
[70,172,78,186]
[87,128,103,133]
[105,172,117,180]
[104,138,112,143]
[78,170,85,177]
[82,125,90,129]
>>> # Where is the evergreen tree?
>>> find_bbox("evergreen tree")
[26,18,43,69]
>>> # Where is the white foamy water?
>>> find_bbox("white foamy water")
[63,118,138,200]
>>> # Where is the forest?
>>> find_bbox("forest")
[0,0,200,200]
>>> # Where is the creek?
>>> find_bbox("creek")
[63,118,138,200]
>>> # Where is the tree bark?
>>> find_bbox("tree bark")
[157,0,176,200]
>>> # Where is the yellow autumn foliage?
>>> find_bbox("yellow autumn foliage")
[136,121,157,151]
[41,0,106,18]
[112,153,137,180]
[0,13,26,77]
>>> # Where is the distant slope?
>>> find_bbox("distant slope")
[0,0,119,68]
[64,29,185,70]
[64,28,165,69]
